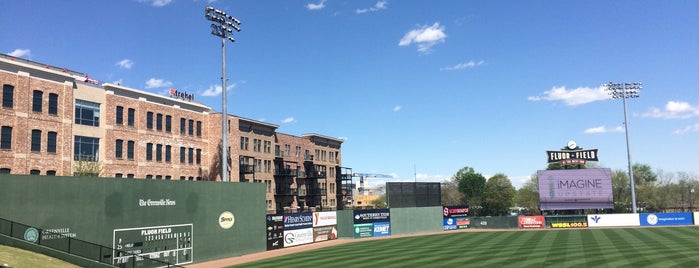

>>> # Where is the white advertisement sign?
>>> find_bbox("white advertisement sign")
[283,228,314,247]
[313,211,337,227]
[587,214,640,227]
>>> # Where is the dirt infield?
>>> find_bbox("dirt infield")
[186,228,513,267]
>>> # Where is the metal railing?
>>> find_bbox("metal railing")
[0,217,183,268]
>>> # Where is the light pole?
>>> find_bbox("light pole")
[605,82,641,213]
[206,6,241,182]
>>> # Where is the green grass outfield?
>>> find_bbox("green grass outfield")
[232,227,699,268]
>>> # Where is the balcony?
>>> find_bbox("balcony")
[298,188,327,196]
[275,187,298,196]
[239,164,255,174]
[305,171,326,179]
[274,168,297,177]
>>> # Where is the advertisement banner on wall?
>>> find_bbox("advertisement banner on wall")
[313,226,338,242]
[353,209,390,224]
[550,222,588,228]
[518,216,545,229]
[313,211,337,227]
[694,212,699,226]
[266,215,284,250]
[443,206,469,218]
[283,228,314,247]
[587,214,640,227]
[373,222,391,237]
[639,212,693,226]
[283,212,313,230]
[443,217,470,230]
[538,168,614,210]
[354,223,374,238]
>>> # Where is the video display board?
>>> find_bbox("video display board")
[538,168,613,210]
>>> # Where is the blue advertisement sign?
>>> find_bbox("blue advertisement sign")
[443,218,457,230]
[283,212,314,230]
[373,222,391,237]
[639,212,693,226]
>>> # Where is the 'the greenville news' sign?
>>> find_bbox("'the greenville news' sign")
[546,149,599,165]
[538,168,613,210]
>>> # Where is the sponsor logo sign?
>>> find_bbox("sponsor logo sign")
[169,88,194,102]
[313,211,337,227]
[266,215,284,250]
[24,228,39,243]
[518,216,545,229]
[443,217,470,231]
[218,211,235,229]
[443,206,469,218]
[639,212,693,226]
[587,214,640,227]
[354,208,390,224]
[283,228,314,247]
[546,149,599,164]
[353,223,374,238]
[313,226,338,242]
[550,222,588,228]
[283,212,313,230]
[373,222,391,237]
[538,168,614,210]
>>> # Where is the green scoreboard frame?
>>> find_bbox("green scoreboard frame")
[112,223,194,266]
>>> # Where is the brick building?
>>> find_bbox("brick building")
[0,54,352,214]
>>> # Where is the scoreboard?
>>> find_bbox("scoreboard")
[112,224,193,266]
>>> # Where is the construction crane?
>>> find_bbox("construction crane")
[352,173,394,195]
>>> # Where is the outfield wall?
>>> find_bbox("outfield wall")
[0,175,266,265]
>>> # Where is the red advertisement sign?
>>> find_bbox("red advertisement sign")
[518,216,545,229]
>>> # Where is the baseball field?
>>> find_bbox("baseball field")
[231,227,699,267]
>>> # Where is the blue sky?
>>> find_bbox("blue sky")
[2,0,698,188]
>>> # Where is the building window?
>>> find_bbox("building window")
[285,145,291,156]
[46,170,56,176]
[146,112,154,129]
[188,120,194,136]
[295,146,301,157]
[48,93,58,115]
[32,90,43,112]
[1,126,11,149]
[30,169,40,175]
[165,115,172,132]
[196,149,201,165]
[116,106,124,125]
[240,137,249,150]
[180,147,186,163]
[115,173,123,178]
[115,139,123,159]
[2,84,13,108]
[146,174,153,179]
[74,136,99,161]
[265,141,272,154]
[75,100,100,126]
[0,168,10,174]
[188,148,194,164]
[146,143,153,161]
[127,174,134,178]
[165,145,171,162]
[156,175,163,180]
[127,108,135,126]
[180,176,186,180]
[31,129,41,152]
[156,144,163,162]
[180,118,186,134]
[196,121,202,137]
[156,113,163,131]
[127,140,135,160]
[47,132,57,153]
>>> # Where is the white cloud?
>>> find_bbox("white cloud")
[307,0,326,10]
[139,0,172,7]
[399,22,447,54]
[415,173,449,183]
[393,105,401,112]
[642,101,699,119]
[357,1,388,14]
[441,60,485,71]
[145,78,173,89]
[584,125,625,134]
[116,59,133,69]
[200,83,237,97]
[528,85,609,106]
[281,117,296,124]
[8,48,31,58]
[673,123,699,135]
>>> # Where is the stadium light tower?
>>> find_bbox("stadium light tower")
[206,6,241,182]
[605,82,641,213]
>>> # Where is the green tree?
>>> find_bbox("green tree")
[612,169,631,212]
[453,166,486,215]
[633,163,657,186]
[483,173,516,216]
[370,195,387,208]
[73,158,103,177]
[441,179,464,206]
[514,174,540,215]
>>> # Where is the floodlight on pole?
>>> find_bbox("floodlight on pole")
[205,6,241,182]
[605,82,641,213]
